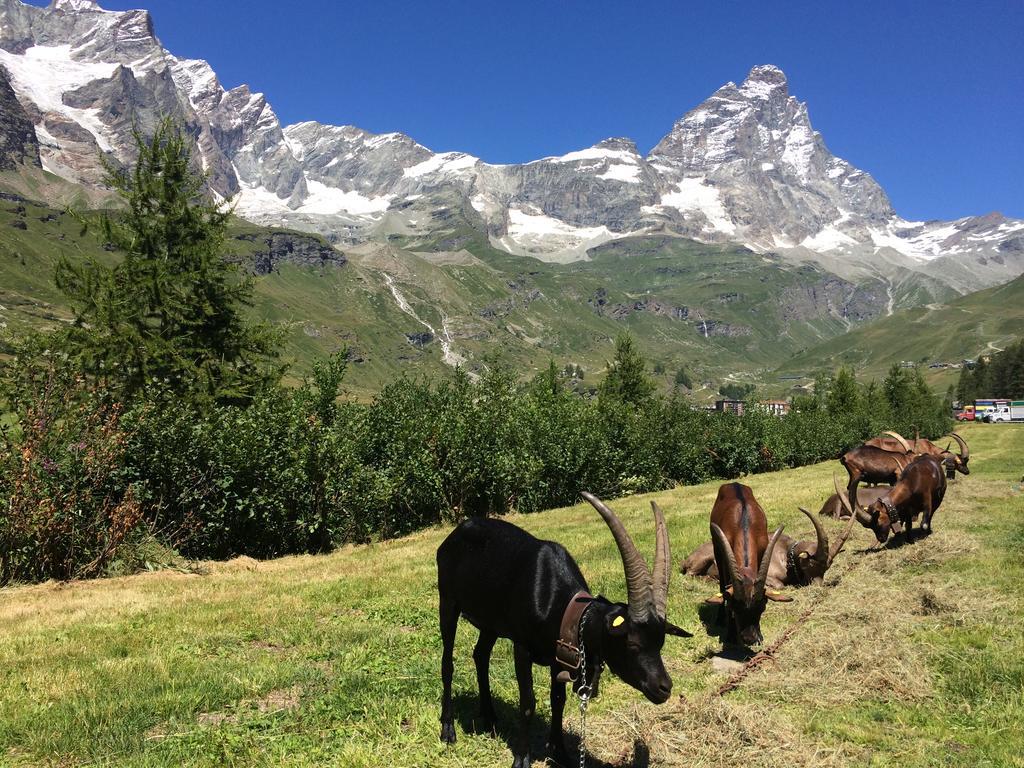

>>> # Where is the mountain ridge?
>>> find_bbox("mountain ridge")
[0,0,1020,294]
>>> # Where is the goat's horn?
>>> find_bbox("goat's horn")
[710,522,742,599]
[950,432,969,462]
[843,474,872,525]
[799,506,829,563]
[582,492,652,621]
[650,501,670,620]
[883,431,912,454]
[755,525,785,601]
[835,474,855,518]
[829,505,859,564]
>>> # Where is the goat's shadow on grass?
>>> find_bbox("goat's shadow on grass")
[697,602,726,640]
[855,527,933,555]
[452,692,650,767]
[694,604,757,662]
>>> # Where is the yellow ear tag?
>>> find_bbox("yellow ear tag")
[769,590,782,596]
[799,552,810,559]
[612,616,625,627]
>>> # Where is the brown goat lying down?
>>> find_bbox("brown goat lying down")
[681,506,856,589]
[818,486,893,519]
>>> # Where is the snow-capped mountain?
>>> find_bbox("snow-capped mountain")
[1,0,1021,292]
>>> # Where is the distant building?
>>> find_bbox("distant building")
[715,399,745,416]
[757,400,791,416]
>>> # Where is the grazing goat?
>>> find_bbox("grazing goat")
[864,430,970,480]
[839,431,914,493]
[705,482,789,647]
[682,506,856,589]
[841,455,947,544]
[436,493,690,768]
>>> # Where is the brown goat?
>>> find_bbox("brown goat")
[818,486,892,519]
[841,455,948,544]
[839,430,914,494]
[682,506,856,589]
[864,431,970,480]
[706,482,789,647]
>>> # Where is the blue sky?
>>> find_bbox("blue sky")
[30,0,1024,220]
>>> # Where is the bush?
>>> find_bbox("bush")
[0,339,954,578]
[0,366,144,584]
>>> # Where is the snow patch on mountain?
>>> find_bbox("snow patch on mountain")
[0,44,117,150]
[496,207,617,261]
[403,151,477,178]
[656,178,736,234]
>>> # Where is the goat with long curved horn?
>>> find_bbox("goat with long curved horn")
[437,493,692,768]
[581,492,653,621]
[710,522,742,598]
[707,482,791,647]
[837,473,872,526]
[799,506,830,566]
[883,431,913,454]
[650,501,670,620]
[753,525,785,602]
[947,432,970,476]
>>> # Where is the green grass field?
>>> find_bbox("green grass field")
[2,422,1022,767]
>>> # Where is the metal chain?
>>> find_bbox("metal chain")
[577,640,590,768]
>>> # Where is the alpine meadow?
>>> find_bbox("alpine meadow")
[1,1,1023,767]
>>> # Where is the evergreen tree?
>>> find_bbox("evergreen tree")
[827,367,860,414]
[55,120,280,404]
[674,367,693,389]
[599,332,655,405]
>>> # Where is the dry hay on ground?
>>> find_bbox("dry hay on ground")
[579,696,866,767]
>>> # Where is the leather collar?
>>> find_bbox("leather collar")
[786,540,803,584]
[881,497,898,518]
[555,590,593,683]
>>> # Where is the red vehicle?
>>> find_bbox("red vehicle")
[955,404,976,421]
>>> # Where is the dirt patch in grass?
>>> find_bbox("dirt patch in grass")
[195,684,303,727]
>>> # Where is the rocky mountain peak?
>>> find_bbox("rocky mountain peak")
[0,3,1020,285]
[50,0,102,12]
[593,136,640,155]
[742,64,788,90]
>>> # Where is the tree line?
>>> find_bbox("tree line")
[956,340,1024,403]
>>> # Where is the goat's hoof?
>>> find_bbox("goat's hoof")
[440,722,456,744]
[512,755,532,768]
[477,716,496,736]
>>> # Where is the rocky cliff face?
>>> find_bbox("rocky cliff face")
[0,63,38,169]
[0,0,1021,295]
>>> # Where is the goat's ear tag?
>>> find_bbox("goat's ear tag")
[607,610,628,635]
[766,590,794,603]
[799,552,810,559]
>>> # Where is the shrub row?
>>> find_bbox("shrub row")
[1,357,951,582]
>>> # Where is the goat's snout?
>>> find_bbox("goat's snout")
[644,677,672,704]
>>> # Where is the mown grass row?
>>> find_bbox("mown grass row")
[1,422,1021,767]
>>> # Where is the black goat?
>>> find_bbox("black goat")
[436,492,690,768]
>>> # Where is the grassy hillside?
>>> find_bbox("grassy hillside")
[2,168,957,398]
[2,422,1021,767]
[777,273,1024,390]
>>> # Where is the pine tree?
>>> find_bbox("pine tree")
[599,332,655,405]
[55,120,280,404]
[827,367,860,414]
